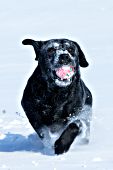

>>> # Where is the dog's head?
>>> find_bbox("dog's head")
[22,38,88,87]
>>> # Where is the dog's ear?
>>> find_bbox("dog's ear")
[73,42,89,67]
[22,39,42,60]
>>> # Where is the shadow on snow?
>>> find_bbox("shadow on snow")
[0,133,54,156]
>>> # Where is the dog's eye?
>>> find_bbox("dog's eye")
[47,48,56,55]
[68,47,74,53]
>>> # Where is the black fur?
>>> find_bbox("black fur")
[21,38,92,155]
[55,123,80,154]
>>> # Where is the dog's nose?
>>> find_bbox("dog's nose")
[59,54,71,64]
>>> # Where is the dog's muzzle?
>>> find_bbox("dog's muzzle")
[59,54,72,65]
[51,49,76,87]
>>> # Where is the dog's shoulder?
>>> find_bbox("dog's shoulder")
[22,66,46,97]
[80,80,92,106]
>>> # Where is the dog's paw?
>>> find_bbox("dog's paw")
[54,138,69,155]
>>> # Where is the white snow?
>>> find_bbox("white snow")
[0,0,113,169]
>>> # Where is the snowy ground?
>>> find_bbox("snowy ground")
[0,0,113,169]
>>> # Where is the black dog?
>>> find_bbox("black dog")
[21,38,92,155]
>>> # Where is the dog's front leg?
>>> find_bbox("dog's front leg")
[54,123,80,155]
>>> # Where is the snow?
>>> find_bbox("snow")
[0,0,113,169]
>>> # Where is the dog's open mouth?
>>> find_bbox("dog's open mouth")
[54,65,75,87]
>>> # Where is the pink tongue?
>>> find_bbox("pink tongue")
[56,66,74,80]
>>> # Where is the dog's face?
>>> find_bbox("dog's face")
[22,38,89,87]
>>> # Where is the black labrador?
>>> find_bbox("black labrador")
[21,38,92,155]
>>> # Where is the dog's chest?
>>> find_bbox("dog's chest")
[37,90,79,125]
[40,94,67,119]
